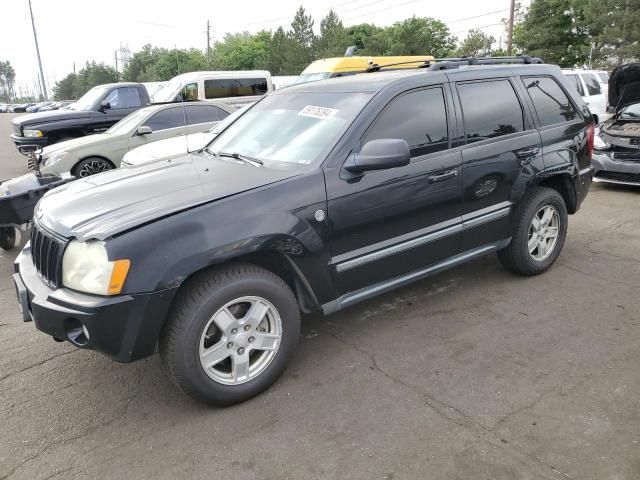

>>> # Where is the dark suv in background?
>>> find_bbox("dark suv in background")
[14,57,594,406]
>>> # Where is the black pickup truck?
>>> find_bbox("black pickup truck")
[10,82,150,153]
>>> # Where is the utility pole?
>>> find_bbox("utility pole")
[114,50,119,76]
[507,0,515,56]
[206,20,211,60]
[28,0,48,100]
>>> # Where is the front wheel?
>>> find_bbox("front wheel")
[0,227,16,250]
[72,157,114,178]
[498,187,568,275]
[159,263,301,406]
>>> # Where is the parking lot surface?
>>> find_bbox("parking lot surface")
[0,113,638,480]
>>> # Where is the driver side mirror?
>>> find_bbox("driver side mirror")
[136,126,153,135]
[99,100,111,112]
[345,138,411,173]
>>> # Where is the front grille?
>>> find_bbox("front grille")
[30,222,67,287]
[596,171,640,184]
[612,146,640,163]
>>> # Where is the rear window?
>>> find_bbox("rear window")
[185,104,230,124]
[582,73,602,95]
[457,80,524,143]
[204,78,268,99]
[565,74,585,96]
[523,76,578,126]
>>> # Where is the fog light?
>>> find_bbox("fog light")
[82,324,90,340]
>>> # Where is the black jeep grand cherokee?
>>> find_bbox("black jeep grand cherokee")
[14,59,595,405]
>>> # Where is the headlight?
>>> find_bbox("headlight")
[42,151,68,166]
[593,129,610,151]
[23,129,43,138]
[62,241,131,295]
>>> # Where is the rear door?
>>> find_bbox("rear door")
[102,86,144,126]
[127,106,188,152]
[453,77,543,252]
[326,85,464,296]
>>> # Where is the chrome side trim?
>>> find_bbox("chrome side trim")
[462,206,510,230]
[323,239,511,314]
[579,166,595,176]
[333,202,512,273]
[593,176,640,187]
[335,223,463,273]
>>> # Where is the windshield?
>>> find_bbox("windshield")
[208,91,372,167]
[70,85,110,111]
[619,103,640,119]
[105,108,151,134]
[151,79,183,102]
[295,72,331,84]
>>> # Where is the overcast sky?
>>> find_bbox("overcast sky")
[0,0,528,97]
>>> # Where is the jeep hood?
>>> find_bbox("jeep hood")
[12,109,95,129]
[35,154,300,241]
[609,63,640,112]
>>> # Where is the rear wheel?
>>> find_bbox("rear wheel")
[498,187,568,275]
[72,157,114,178]
[159,263,301,406]
[0,227,16,250]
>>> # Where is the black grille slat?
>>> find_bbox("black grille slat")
[30,223,66,288]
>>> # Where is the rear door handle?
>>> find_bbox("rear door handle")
[516,146,540,159]
[428,170,458,184]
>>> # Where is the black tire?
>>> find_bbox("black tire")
[72,157,114,178]
[498,187,568,276]
[0,227,16,250]
[159,262,301,406]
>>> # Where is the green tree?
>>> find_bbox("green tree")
[0,60,16,102]
[315,10,351,58]
[457,29,496,57]
[212,32,269,70]
[52,72,76,100]
[71,61,119,97]
[286,6,315,74]
[266,27,294,74]
[123,44,159,82]
[584,0,640,66]
[387,17,456,57]
[346,23,383,53]
[512,0,588,66]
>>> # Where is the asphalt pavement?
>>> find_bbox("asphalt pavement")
[0,112,638,480]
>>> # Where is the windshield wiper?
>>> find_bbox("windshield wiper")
[214,151,263,167]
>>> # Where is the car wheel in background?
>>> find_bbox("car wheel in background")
[160,263,301,406]
[498,187,568,276]
[0,227,16,250]
[72,157,114,178]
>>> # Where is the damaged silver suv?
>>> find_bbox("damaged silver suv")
[593,63,640,186]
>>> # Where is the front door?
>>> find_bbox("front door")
[325,85,464,296]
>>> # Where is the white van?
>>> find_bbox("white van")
[562,69,609,123]
[151,71,273,107]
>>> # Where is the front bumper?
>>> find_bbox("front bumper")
[592,151,640,186]
[13,246,178,363]
[11,134,49,154]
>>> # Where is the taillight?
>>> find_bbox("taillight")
[586,124,595,160]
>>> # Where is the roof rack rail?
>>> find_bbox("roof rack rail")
[365,55,544,73]
[425,55,544,71]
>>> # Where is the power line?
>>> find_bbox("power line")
[343,0,418,20]
[452,22,503,35]
[445,9,508,25]
[246,0,365,26]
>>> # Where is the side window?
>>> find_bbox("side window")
[582,73,602,95]
[363,87,449,158]
[204,78,268,99]
[186,104,230,124]
[457,80,524,143]
[104,87,142,109]
[178,83,198,101]
[145,107,186,131]
[565,74,585,96]
[523,76,578,126]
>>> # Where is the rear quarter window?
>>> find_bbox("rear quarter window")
[457,80,524,143]
[523,76,579,126]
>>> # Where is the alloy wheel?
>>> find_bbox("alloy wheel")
[528,205,560,262]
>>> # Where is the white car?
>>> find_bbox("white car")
[121,105,250,168]
[562,69,609,123]
[36,101,234,177]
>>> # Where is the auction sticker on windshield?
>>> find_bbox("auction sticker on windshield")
[298,105,338,120]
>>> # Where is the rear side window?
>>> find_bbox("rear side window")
[582,73,602,95]
[565,74,585,96]
[204,78,268,99]
[145,107,186,131]
[363,87,449,157]
[523,76,578,126]
[457,80,524,143]
[186,104,230,124]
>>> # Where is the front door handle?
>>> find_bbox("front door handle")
[428,170,458,184]
[515,146,540,159]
